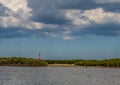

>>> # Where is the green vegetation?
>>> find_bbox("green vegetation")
[0,57,48,67]
[0,57,120,67]
[45,60,79,64]
[75,58,120,67]
[45,58,120,67]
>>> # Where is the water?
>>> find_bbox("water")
[0,66,120,85]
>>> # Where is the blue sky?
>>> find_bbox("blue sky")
[0,0,120,59]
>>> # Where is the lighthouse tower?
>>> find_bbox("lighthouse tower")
[38,52,41,60]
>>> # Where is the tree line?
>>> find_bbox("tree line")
[0,57,48,67]
[0,57,120,67]
[45,58,120,67]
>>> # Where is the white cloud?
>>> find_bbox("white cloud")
[62,36,74,40]
[83,8,105,23]
[0,0,31,13]
[83,8,120,24]
[64,10,90,26]
[50,33,57,38]
[64,8,120,27]
[0,15,43,29]
[22,21,43,29]
[0,16,19,27]
[0,0,43,29]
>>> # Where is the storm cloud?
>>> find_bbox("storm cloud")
[0,0,120,40]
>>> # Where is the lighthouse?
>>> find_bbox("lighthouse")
[38,52,41,60]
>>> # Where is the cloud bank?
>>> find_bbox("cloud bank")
[0,0,120,40]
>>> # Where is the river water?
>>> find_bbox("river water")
[0,66,120,85]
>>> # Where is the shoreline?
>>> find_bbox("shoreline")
[48,64,75,67]
[48,64,120,68]
[0,64,120,68]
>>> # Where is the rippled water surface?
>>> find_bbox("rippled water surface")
[0,66,120,85]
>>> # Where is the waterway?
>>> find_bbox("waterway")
[0,66,120,85]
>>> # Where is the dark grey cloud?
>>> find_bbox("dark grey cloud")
[0,0,120,40]
[99,3,120,12]
[0,26,67,39]
[27,0,120,25]
[59,1,120,12]
[0,23,120,40]
[0,3,10,16]
[71,23,120,36]
[59,0,120,12]
[0,27,30,39]
[28,0,67,25]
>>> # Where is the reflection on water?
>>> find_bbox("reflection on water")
[0,66,120,85]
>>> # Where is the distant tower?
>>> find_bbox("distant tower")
[38,52,41,60]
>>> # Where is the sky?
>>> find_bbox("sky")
[0,0,120,59]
